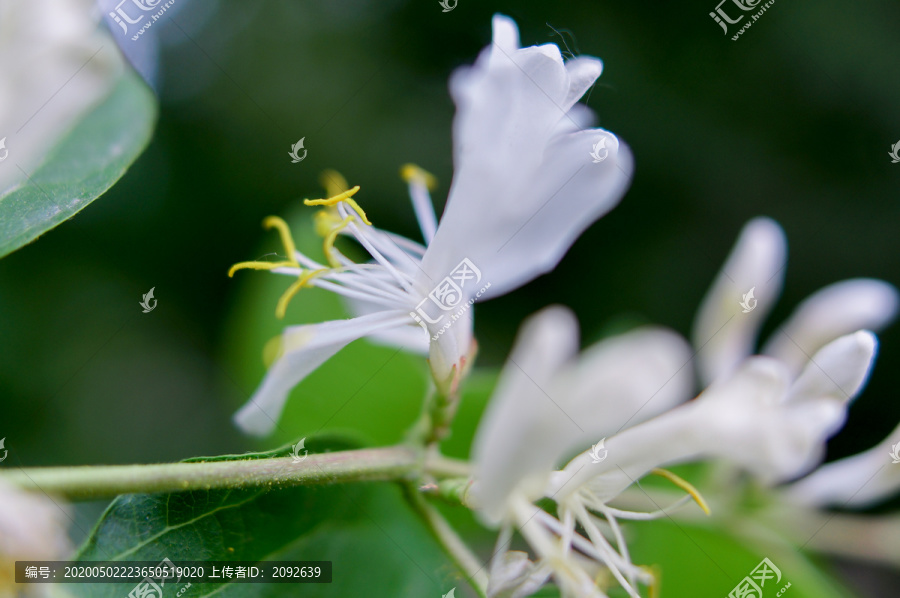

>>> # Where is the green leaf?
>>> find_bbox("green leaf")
[71,436,461,597]
[0,68,156,258]
[218,484,468,598]
[626,518,857,598]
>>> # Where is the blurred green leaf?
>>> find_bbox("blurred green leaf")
[224,208,430,448]
[70,435,459,597]
[229,483,466,598]
[627,518,857,598]
[0,68,156,258]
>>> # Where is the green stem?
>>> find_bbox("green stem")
[403,483,488,597]
[0,446,470,501]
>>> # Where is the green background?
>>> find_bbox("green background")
[1,0,899,596]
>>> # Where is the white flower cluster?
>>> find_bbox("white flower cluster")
[229,14,899,597]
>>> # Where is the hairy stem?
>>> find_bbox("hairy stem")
[0,446,470,501]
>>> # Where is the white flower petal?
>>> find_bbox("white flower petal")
[695,334,875,484]
[489,14,520,57]
[472,307,580,524]
[474,314,692,524]
[366,324,430,355]
[784,420,900,508]
[553,104,596,135]
[563,326,694,435]
[425,15,625,302]
[484,131,634,300]
[343,297,429,355]
[587,357,792,499]
[692,217,787,385]
[448,41,569,175]
[233,311,410,436]
[423,130,633,302]
[762,279,898,376]
[787,330,878,408]
[553,348,862,502]
[562,57,604,109]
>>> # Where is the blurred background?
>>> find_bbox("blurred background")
[1,0,899,595]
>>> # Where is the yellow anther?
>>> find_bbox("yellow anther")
[319,169,349,197]
[262,216,300,266]
[228,260,295,277]
[400,163,437,191]
[274,269,327,319]
[303,185,371,226]
[228,216,301,278]
[313,208,343,238]
[650,468,711,516]
[322,215,356,268]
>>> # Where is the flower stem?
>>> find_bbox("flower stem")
[0,446,470,501]
[403,482,488,597]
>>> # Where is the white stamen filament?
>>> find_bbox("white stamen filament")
[534,509,653,587]
[271,263,411,306]
[602,495,694,521]
[407,177,438,244]
[571,503,642,598]
[336,203,415,292]
[597,505,635,589]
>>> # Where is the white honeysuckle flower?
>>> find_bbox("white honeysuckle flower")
[552,330,878,501]
[230,14,633,436]
[0,0,122,191]
[693,217,898,385]
[470,306,693,597]
[523,331,877,598]
[472,306,693,524]
[469,305,876,596]
[0,479,72,595]
[784,418,900,509]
